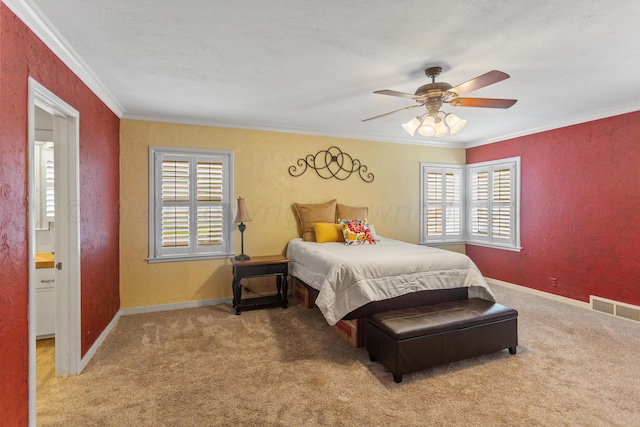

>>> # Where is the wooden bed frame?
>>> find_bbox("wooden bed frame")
[292,277,469,347]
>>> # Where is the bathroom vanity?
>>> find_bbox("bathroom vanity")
[35,252,55,338]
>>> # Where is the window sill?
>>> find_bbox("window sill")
[421,241,466,246]
[147,253,234,264]
[465,242,522,252]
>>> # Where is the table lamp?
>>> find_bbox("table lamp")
[233,197,252,261]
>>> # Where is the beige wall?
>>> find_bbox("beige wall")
[119,120,465,308]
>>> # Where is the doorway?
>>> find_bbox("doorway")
[33,107,56,394]
[28,78,81,421]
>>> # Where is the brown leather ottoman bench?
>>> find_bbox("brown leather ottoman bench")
[366,298,518,383]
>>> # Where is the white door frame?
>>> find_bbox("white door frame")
[27,77,81,423]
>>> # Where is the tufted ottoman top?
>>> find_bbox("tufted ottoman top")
[367,298,518,340]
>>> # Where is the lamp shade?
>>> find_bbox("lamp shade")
[433,117,449,137]
[445,113,467,135]
[233,197,252,223]
[402,116,423,136]
[417,116,436,137]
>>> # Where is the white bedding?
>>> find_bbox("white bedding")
[286,237,495,325]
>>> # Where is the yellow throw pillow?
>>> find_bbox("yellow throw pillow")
[293,199,337,241]
[313,222,344,243]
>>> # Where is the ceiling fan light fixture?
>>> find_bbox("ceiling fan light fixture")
[417,116,436,137]
[366,66,516,140]
[445,113,467,134]
[402,116,423,136]
[433,117,449,137]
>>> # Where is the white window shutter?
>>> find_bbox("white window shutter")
[196,161,223,202]
[197,206,223,246]
[161,159,190,202]
[421,164,464,244]
[470,169,489,240]
[160,159,191,252]
[426,171,443,237]
[467,158,519,248]
[161,206,190,247]
[149,148,234,262]
[44,155,55,220]
[195,161,224,249]
[492,168,512,239]
[444,172,461,236]
[422,158,519,250]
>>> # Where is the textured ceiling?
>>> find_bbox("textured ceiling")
[15,0,640,147]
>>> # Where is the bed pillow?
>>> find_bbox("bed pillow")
[340,219,376,245]
[293,199,337,241]
[313,222,344,243]
[368,224,380,241]
[336,203,369,223]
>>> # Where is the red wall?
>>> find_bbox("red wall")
[0,4,120,425]
[466,111,640,306]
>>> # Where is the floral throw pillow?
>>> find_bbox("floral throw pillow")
[340,219,376,245]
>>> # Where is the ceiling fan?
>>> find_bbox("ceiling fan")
[363,66,517,137]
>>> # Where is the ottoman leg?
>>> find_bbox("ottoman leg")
[369,352,377,362]
[393,373,403,383]
[509,346,517,355]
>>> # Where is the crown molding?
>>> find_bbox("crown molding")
[122,111,469,149]
[465,101,640,148]
[4,0,125,117]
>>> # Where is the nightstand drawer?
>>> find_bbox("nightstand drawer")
[235,262,288,278]
[231,255,290,315]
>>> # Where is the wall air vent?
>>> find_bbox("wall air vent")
[590,296,640,322]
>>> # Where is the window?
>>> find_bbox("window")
[420,157,520,251]
[420,164,464,244]
[35,141,55,230]
[467,158,520,249]
[148,147,234,262]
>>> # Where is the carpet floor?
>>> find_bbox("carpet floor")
[36,283,640,426]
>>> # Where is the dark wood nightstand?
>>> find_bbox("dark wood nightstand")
[231,255,289,315]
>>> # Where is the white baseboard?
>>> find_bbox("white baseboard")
[79,310,122,373]
[486,277,591,310]
[119,296,233,316]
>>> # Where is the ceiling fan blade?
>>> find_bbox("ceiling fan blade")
[449,70,510,95]
[373,89,426,99]
[449,97,517,108]
[362,104,422,122]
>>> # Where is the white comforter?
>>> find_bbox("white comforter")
[286,237,495,325]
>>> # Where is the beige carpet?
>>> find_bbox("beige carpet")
[37,284,640,426]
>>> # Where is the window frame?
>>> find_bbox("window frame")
[466,157,521,251]
[148,146,235,263]
[419,157,521,251]
[420,163,465,245]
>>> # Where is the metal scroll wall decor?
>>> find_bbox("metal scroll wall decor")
[288,146,374,183]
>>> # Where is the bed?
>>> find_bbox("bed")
[286,236,495,326]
